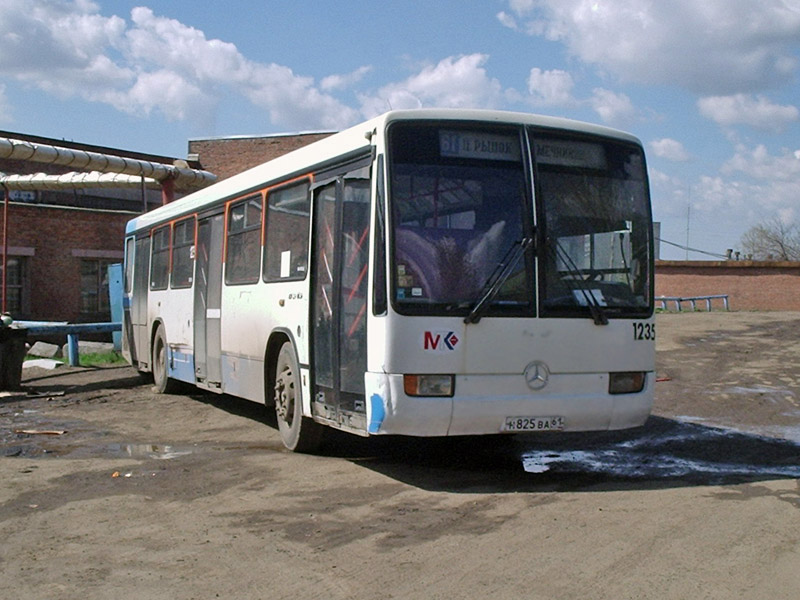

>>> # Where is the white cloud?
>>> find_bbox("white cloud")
[693,176,748,213]
[360,54,506,117]
[245,63,360,130]
[0,84,11,125]
[0,0,132,98]
[524,70,638,124]
[0,0,126,74]
[527,68,576,106]
[126,7,250,84]
[697,94,799,132]
[501,0,800,94]
[122,7,361,129]
[496,11,519,31]
[649,138,690,162]
[589,88,635,125]
[722,144,800,182]
[114,69,215,123]
[320,66,372,92]
[693,174,799,228]
[0,1,361,130]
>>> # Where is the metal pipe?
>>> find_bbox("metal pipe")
[0,137,216,189]
[0,171,161,191]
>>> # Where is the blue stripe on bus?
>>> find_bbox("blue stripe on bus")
[368,393,385,434]
[167,347,195,384]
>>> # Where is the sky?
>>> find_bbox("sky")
[0,0,799,260]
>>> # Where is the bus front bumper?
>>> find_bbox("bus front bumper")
[364,372,654,437]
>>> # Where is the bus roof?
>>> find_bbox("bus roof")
[126,109,642,235]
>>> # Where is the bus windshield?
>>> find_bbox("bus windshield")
[388,123,534,316]
[387,121,651,320]
[534,132,651,318]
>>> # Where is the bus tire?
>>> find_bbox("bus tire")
[152,325,178,394]
[274,341,324,453]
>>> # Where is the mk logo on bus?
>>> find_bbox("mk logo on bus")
[423,330,459,352]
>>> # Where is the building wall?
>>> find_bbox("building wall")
[655,260,800,311]
[1,130,201,325]
[189,132,334,180]
[1,203,130,321]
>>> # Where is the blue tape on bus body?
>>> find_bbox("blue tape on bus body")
[167,347,195,384]
[368,394,386,434]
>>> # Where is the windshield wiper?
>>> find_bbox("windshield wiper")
[554,241,609,326]
[464,237,533,324]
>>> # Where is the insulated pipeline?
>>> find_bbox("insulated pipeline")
[0,171,161,191]
[0,137,216,189]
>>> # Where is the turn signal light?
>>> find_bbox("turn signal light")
[609,371,646,394]
[403,374,454,397]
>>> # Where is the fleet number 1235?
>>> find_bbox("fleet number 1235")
[633,322,655,340]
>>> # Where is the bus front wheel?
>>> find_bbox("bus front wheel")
[274,342,324,453]
[152,325,178,394]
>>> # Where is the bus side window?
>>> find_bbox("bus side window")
[226,194,262,285]
[150,226,170,290]
[264,181,310,281]
[171,217,195,288]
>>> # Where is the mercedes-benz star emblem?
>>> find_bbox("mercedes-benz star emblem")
[524,361,549,391]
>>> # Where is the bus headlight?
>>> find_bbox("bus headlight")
[403,374,455,397]
[608,372,646,394]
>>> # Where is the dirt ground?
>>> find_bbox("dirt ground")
[1,312,799,600]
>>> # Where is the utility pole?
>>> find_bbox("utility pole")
[685,201,691,260]
[2,186,7,313]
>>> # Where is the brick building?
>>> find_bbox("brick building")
[0,131,198,322]
[1,129,329,323]
[188,131,333,180]
[655,260,800,311]
[3,204,129,321]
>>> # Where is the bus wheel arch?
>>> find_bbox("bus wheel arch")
[269,337,324,453]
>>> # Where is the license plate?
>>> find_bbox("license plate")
[502,416,565,432]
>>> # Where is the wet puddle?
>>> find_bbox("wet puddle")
[2,408,200,460]
[521,417,800,480]
[68,443,198,460]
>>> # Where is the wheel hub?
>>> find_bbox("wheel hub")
[274,367,293,421]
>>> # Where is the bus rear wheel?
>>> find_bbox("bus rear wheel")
[274,342,324,453]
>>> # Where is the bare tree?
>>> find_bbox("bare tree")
[740,217,800,260]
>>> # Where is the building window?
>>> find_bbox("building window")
[81,259,115,315]
[226,194,262,284]
[1,257,27,316]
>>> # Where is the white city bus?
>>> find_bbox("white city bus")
[122,109,655,452]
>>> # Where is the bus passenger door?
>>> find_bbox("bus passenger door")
[130,236,150,369]
[194,214,224,387]
[311,172,371,431]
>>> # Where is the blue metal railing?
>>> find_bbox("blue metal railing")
[656,295,730,312]
[17,322,122,366]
